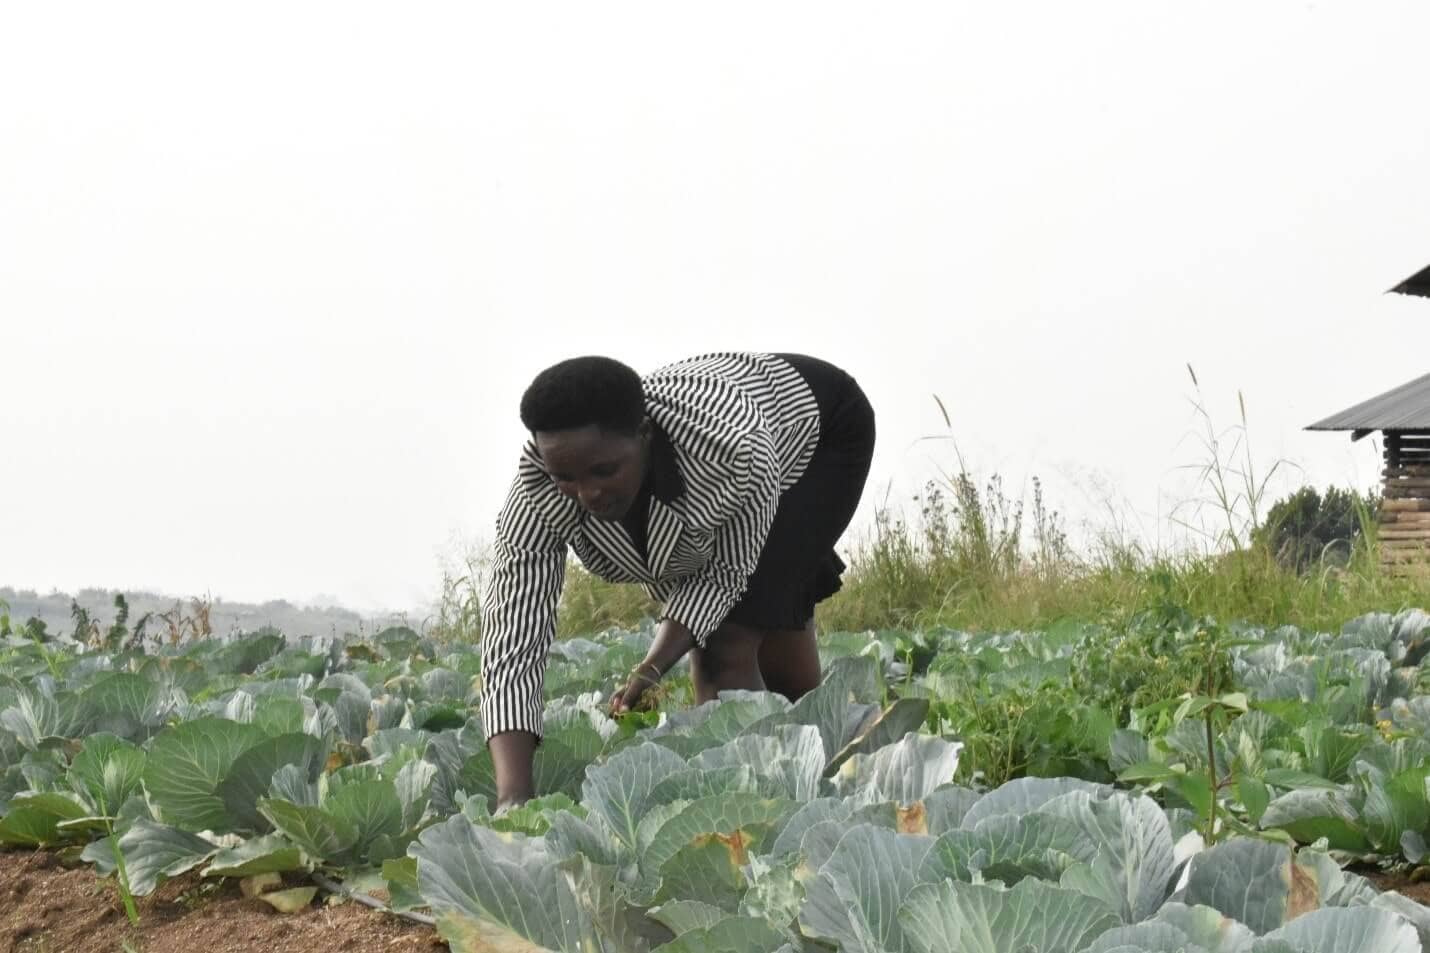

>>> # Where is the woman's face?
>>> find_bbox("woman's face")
[535,420,650,521]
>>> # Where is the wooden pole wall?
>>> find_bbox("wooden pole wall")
[1380,431,1430,570]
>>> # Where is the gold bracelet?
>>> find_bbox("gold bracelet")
[629,663,662,688]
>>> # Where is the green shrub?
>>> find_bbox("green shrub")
[1251,485,1379,573]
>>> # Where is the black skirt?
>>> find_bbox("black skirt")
[721,354,876,630]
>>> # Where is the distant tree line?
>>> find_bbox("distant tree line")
[0,586,414,643]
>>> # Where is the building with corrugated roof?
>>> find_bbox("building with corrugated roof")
[1306,263,1430,568]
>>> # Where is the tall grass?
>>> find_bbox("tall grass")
[817,496,1425,635]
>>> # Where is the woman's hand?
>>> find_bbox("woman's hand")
[609,620,696,717]
[489,730,537,810]
[609,661,662,716]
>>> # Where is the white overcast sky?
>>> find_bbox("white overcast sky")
[3,2,1428,613]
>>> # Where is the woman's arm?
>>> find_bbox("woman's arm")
[660,430,782,646]
[609,428,784,715]
[609,436,781,714]
[481,476,567,806]
[610,618,696,714]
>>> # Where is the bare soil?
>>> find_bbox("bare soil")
[1355,864,1430,907]
[1,849,443,953]
[6,846,1429,953]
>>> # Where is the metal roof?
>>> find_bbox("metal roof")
[1391,264,1430,298]
[1306,371,1430,436]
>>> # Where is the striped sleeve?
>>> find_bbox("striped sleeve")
[479,475,567,741]
[661,425,782,646]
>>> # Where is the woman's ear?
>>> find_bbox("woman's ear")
[638,416,653,444]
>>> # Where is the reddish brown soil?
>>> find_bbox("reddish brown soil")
[1,849,444,953]
[1356,864,1430,907]
[5,846,1427,952]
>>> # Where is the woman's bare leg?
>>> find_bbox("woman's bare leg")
[689,622,767,703]
[758,618,821,702]
[691,619,823,704]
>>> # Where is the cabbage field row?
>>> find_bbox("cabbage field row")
[4,609,1430,951]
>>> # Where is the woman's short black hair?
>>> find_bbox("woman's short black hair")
[519,356,645,435]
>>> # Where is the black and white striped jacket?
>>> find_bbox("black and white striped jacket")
[480,353,822,740]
